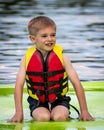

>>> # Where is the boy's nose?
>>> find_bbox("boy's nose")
[47,36,52,41]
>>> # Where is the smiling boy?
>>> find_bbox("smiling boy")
[8,16,94,122]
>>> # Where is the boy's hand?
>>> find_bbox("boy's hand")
[80,110,94,121]
[7,113,23,122]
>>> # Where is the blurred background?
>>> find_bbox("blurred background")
[0,0,104,84]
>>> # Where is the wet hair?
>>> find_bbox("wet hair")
[28,16,56,35]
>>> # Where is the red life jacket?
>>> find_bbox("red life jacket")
[26,45,68,103]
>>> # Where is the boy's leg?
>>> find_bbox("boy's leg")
[27,96,51,121]
[51,105,69,121]
[32,107,51,121]
[50,96,70,121]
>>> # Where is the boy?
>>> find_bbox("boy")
[8,16,94,122]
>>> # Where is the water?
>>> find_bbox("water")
[0,0,104,84]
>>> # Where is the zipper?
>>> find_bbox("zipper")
[37,49,51,102]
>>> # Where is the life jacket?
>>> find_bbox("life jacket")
[25,44,69,103]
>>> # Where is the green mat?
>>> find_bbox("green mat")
[0,81,104,130]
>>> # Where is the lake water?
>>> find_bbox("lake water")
[0,0,104,84]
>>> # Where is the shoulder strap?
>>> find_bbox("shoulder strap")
[53,44,63,64]
[26,46,36,69]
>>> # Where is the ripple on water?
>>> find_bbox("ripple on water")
[0,0,104,84]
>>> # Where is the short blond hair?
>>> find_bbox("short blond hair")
[28,16,56,35]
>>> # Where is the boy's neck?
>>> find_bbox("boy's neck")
[37,49,49,60]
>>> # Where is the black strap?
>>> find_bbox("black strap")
[27,85,36,94]
[26,69,65,77]
[27,80,68,96]
[26,76,68,88]
[69,104,80,119]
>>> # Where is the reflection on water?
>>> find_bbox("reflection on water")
[13,122,86,130]
[0,0,104,84]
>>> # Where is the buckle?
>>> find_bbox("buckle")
[36,89,44,96]
[44,72,47,78]
[44,82,48,88]
[45,90,49,95]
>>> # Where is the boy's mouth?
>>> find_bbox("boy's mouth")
[45,43,54,47]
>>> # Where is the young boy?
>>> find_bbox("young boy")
[8,16,94,122]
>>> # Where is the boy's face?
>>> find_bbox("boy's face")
[30,27,56,54]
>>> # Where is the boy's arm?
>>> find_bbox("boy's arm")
[63,54,94,121]
[8,56,26,122]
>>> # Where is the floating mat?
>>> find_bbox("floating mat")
[0,81,104,130]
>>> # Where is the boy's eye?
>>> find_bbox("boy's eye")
[51,34,56,37]
[41,33,56,38]
[41,35,47,37]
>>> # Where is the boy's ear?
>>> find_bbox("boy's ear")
[29,35,36,43]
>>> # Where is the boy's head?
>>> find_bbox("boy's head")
[28,16,56,36]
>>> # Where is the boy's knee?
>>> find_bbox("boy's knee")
[51,113,68,121]
[33,112,50,121]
